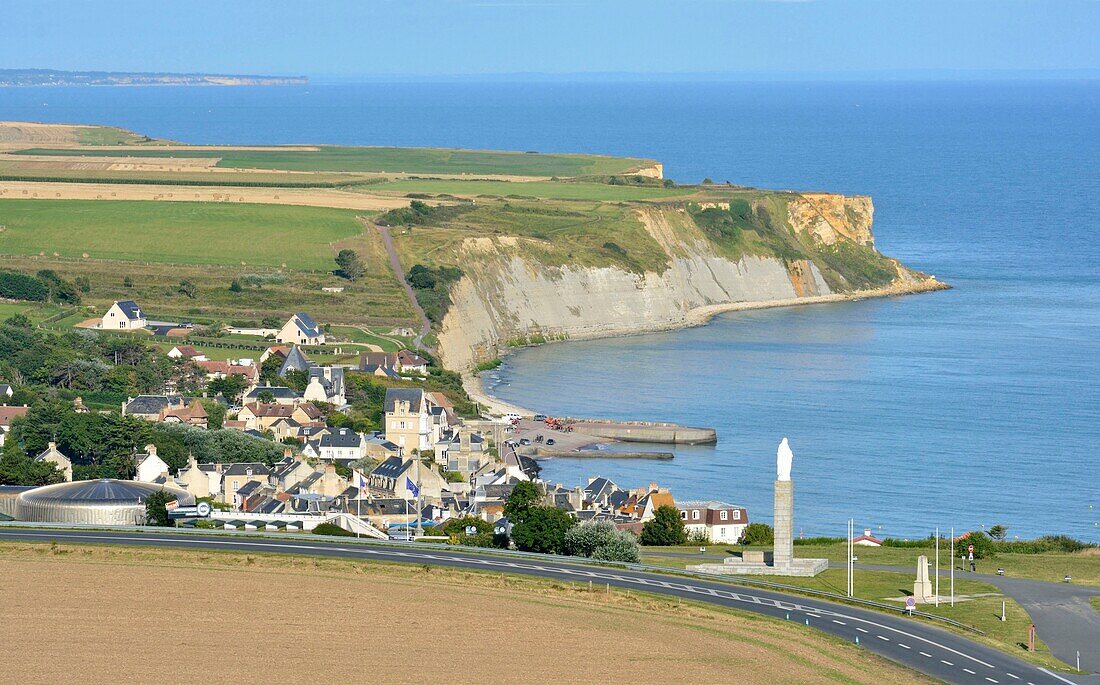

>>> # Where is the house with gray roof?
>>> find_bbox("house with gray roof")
[276,312,325,346]
[277,345,312,377]
[101,300,146,331]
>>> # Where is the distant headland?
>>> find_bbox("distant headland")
[0,69,307,87]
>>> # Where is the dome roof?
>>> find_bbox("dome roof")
[17,479,193,506]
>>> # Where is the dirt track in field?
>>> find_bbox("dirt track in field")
[0,544,926,685]
[0,180,411,211]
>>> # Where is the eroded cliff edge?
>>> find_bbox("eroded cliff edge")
[433,191,946,371]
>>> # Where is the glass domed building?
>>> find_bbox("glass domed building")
[15,479,193,525]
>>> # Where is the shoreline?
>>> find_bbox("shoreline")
[462,277,949,418]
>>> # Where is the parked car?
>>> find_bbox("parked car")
[533,414,547,421]
[545,438,556,446]
[519,438,531,446]
[502,412,522,422]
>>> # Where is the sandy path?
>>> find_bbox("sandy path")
[0,180,411,211]
[0,545,924,685]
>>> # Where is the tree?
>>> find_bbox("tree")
[207,374,250,403]
[144,490,176,527]
[334,249,364,281]
[954,531,994,559]
[229,279,243,293]
[564,520,641,562]
[206,401,227,430]
[178,280,197,299]
[639,505,687,546]
[503,480,541,522]
[511,506,575,554]
[0,443,63,486]
[258,390,275,404]
[988,524,1008,541]
[123,276,133,288]
[740,522,774,545]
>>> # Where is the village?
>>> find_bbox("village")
[1,299,749,544]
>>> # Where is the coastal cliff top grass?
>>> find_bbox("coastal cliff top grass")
[8,144,656,178]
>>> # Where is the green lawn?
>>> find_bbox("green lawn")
[328,325,402,352]
[13,146,653,178]
[0,199,363,269]
[373,178,690,201]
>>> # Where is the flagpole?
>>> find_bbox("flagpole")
[356,470,361,539]
[950,526,955,608]
[934,526,939,607]
[415,448,423,538]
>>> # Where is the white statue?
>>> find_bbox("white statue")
[776,438,793,481]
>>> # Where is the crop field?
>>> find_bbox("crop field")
[0,199,366,269]
[12,145,653,177]
[0,543,927,685]
[372,178,692,201]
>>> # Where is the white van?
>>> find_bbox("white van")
[502,412,522,422]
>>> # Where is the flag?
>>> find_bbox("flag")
[355,469,367,492]
[406,477,420,498]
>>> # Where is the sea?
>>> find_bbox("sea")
[1,80,1097,541]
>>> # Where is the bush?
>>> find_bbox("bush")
[740,522,774,545]
[954,531,994,559]
[144,490,175,527]
[565,520,641,562]
[639,505,687,546]
[312,522,355,537]
[0,271,49,301]
[511,507,576,554]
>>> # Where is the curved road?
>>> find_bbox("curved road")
[375,224,433,352]
[0,528,1088,685]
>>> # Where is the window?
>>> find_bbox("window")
[719,510,728,521]
[732,510,741,521]
[680,510,687,520]
[692,510,700,520]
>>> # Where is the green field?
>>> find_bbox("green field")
[13,146,653,177]
[372,178,691,201]
[0,199,364,269]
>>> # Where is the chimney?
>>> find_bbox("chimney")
[864,528,872,537]
[283,446,293,459]
[648,482,658,493]
[146,444,157,456]
[48,441,56,451]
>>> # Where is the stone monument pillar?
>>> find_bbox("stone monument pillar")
[913,554,934,603]
[773,438,795,572]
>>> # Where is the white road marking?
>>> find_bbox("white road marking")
[1038,668,1082,685]
[832,620,846,625]
[897,643,910,649]
[941,660,954,666]
[1005,674,1019,681]
[806,613,822,619]
[964,668,977,674]
[985,678,998,683]
[919,652,933,658]
[857,628,869,634]
[876,635,890,641]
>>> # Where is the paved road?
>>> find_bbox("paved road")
[832,562,1100,675]
[375,223,433,352]
[0,528,1089,685]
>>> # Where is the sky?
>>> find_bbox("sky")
[1,0,1098,78]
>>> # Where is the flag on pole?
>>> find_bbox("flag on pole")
[406,477,420,498]
[355,469,368,493]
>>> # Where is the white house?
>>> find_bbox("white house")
[315,427,367,464]
[678,500,749,544]
[134,444,170,483]
[276,312,325,346]
[101,300,146,331]
[35,442,73,482]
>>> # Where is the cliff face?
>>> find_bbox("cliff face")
[436,194,935,370]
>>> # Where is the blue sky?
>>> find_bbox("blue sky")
[2,0,1098,78]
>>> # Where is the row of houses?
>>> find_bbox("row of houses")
[101,300,327,346]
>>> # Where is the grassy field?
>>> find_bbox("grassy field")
[0,199,365,269]
[372,178,692,201]
[13,146,654,177]
[641,548,1076,670]
[393,198,672,274]
[0,542,928,684]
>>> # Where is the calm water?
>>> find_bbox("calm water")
[2,81,1098,540]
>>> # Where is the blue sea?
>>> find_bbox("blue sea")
[2,80,1097,540]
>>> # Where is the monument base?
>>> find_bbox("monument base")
[688,556,829,577]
